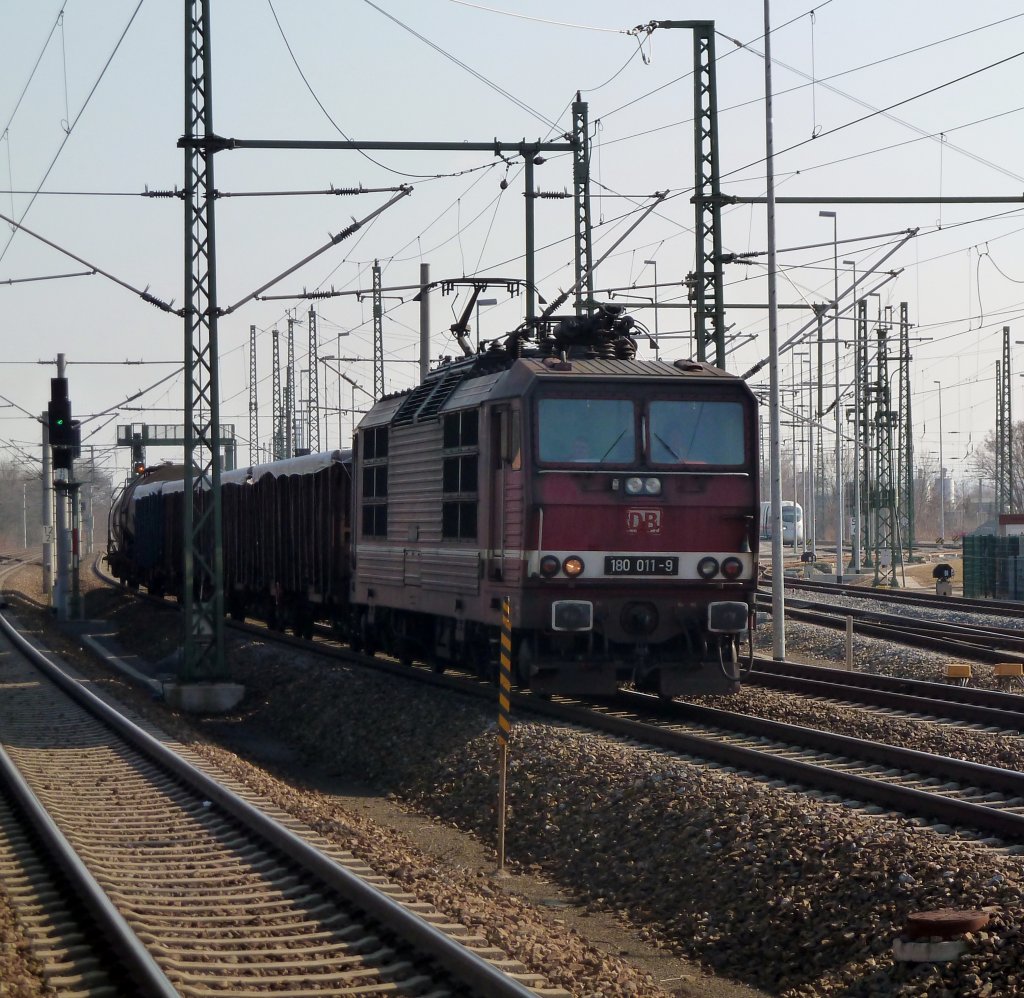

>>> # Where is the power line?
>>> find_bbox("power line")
[0,0,146,268]
[360,0,559,130]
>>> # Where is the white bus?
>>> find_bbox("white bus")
[760,500,804,546]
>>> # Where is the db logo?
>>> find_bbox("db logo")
[626,508,661,535]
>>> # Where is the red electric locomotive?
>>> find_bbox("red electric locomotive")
[351,304,760,697]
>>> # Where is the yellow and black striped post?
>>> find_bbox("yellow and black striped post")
[496,596,512,874]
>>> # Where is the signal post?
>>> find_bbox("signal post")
[47,356,82,620]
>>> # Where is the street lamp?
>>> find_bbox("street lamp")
[643,260,661,359]
[475,298,498,352]
[819,209,843,580]
[934,380,945,542]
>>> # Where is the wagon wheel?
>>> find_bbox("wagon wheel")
[514,636,534,690]
[471,634,498,685]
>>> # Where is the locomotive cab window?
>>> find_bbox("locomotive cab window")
[537,398,636,465]
[360,426,388,537]
[648,399,745,467]
[442,410,479,540]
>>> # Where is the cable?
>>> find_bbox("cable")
[0,0,146,268]
[360,0,558,130]
[721,37,1024,185]
[446,1,625,33]
[0,3,68,139]
[265,0,505,183]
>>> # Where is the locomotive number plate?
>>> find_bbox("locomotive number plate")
[604,556,678,576]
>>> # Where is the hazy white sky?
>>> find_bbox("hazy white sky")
[2,1,1023,484]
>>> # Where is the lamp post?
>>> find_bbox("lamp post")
[475,298,498,352]
[820,210,843,580]
[643,260,661,359]
[934,380,945,542]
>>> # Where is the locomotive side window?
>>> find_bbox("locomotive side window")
[648,399,745,466]
[537,398,635,464]
[361,426,388,537]
[442,410,479,540]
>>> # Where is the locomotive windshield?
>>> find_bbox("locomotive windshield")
[648,399,746,466]
[537,398,636,464]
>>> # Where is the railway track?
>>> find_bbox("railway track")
[0,606,556,997]
[756,590,1024,664]
[74,561,1024,845]
[528,691,1024,846]
[745,658,1024,730]
[318,645,1024,845]
[186,624,1024,848]
[777,576,1024,620]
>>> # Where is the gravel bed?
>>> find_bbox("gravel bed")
[5,564,1024,996]
[758,613,1021,690]
[787,589,1024,634]
[0,570,681,998]
[233,650,1024,997]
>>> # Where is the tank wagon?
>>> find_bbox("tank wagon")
[106,463,189,592]
[107,305,760,697]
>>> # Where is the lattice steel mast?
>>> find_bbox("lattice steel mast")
[897,302,915,557]
[857,299,873,565]
[372,261,385,400]
[689,23,726,368]
[286,315,296,456]
[871,321,899,586]
[271,328,284,460]
[997,326,1013,514]
[571,93,594,318]
[307,306,320,453]
[248,324,258,465]
[180,0,225,680]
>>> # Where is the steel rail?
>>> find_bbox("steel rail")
[0,609,537,998]
[520,693,1024,840]
[0,740,180,997]
[750,658,1024,712]
[764,592,1024,641]
[622,692,1024,796]
[746,666,1024,728]
[759,595,1024,665]
[777,578,1024,619]
[84,562,1024,841]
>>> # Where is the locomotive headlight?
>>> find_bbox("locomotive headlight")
[721,556,744,580]
[563,556,585,577]
[540,555,561,578]
[625,477,645,495]
[643,477,662,495]
[697,556,719,579]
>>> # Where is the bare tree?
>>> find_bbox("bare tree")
[976,419,1024,511]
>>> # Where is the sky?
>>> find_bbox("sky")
[2,0,1024,490]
